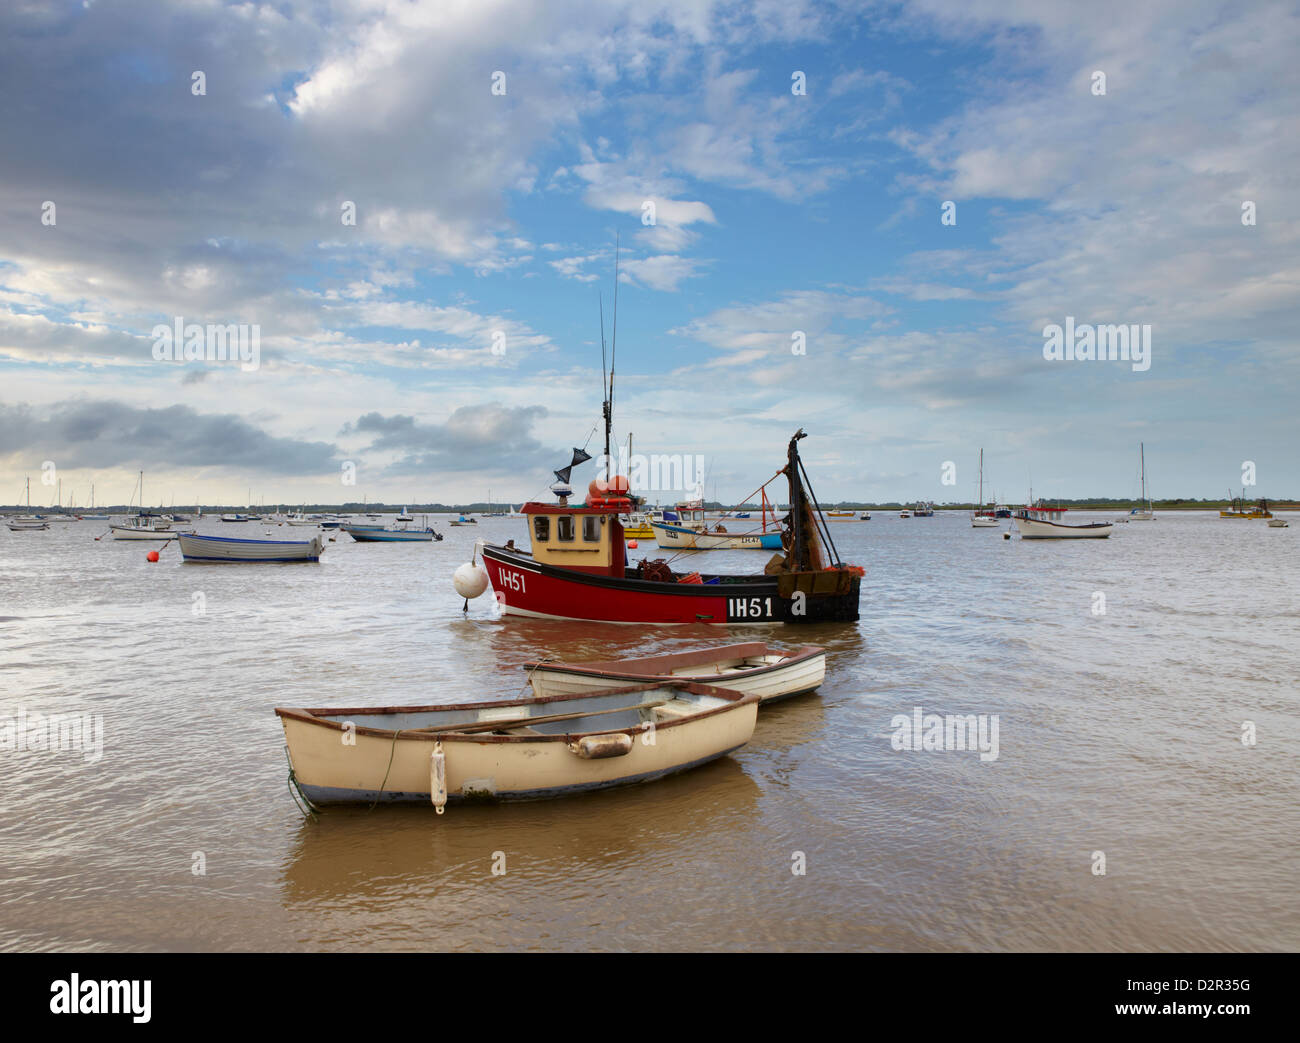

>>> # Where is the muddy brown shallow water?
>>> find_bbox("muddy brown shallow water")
[1,512,1296,950]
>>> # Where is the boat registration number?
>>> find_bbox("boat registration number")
[499,568,527,593]
[727,596,775,621]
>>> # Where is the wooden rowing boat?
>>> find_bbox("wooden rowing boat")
[276,680,758,809]
[177,532,324,562]
[524,643,826,704]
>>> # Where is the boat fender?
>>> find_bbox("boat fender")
[568,733,634,759]
[431,743,447,814]
[453,561,490,599]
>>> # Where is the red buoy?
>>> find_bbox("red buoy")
[146,550,160,562]
[589,474,631,498]
[628,539,639,549]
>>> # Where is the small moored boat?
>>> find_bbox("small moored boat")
[1013,501,1112,539]
[276,680,759,809]
[524,643,826,705]
[111,513,181,540]
[178,532,324,562]
[344,523,442,542]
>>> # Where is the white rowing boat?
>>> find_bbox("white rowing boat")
[178,532,324,562]
[524,643,826,704]
[276,681,759,809]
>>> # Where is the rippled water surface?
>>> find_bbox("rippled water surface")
[2,512,1297,951]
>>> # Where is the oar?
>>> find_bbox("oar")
[409,698,671,735]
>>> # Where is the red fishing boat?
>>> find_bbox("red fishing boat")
[477,430,862,624]
[466,246,861,624]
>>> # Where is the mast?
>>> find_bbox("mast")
[1140,442,1146,507]
[978,448,984,509]
[603,233,620,470]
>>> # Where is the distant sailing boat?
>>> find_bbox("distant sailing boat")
[81,483,110,521]
[111,472,185,540]
[7,477,49,530]
[1127,443,1154,521]
[45,477,76,521]
[971,449,999,527]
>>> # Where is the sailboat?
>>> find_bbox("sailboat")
[1124,443,1154,521]
[7,478,49,530]
[44,478,77,521]
[80,483,110,521]
[971,450,999,527]
[111,472,188,540]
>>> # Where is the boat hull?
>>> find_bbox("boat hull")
[177,532,323,562]
[277,681,758,806]
[345,527,436,542]
[526,643,826,704]
[651,521,782,551]
[481,543,860,624]
[1013,517,1113,539]
[111,525,180,540]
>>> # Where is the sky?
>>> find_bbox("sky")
[1,0,1296,508]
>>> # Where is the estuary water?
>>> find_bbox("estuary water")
[1,511,1297,951]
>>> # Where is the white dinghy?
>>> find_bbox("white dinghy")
[524,643,826,705]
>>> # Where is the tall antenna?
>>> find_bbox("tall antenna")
[599,293,608,402]
[604,232,620,468]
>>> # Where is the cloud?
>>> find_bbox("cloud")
[342,402,555,474]
[0,399,341,475]
[618,254,703,292]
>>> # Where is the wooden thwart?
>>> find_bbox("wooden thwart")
[410,698,671,736]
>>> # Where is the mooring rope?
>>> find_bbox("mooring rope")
[284,745,320,820]
[367,728,404,811]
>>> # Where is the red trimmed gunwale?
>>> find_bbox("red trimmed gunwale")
[522,500,631,515]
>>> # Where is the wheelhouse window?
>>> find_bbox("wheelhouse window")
[533,516,550,542]
[556,514,575,542]
[582,515,602,542]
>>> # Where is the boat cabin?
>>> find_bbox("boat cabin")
[523,485,628,575]
[1018,501,1067,522]
[664,500,706,528]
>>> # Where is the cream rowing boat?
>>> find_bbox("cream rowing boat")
[276,681,758,809]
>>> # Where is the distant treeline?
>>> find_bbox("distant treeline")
[3,497,1294,512]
